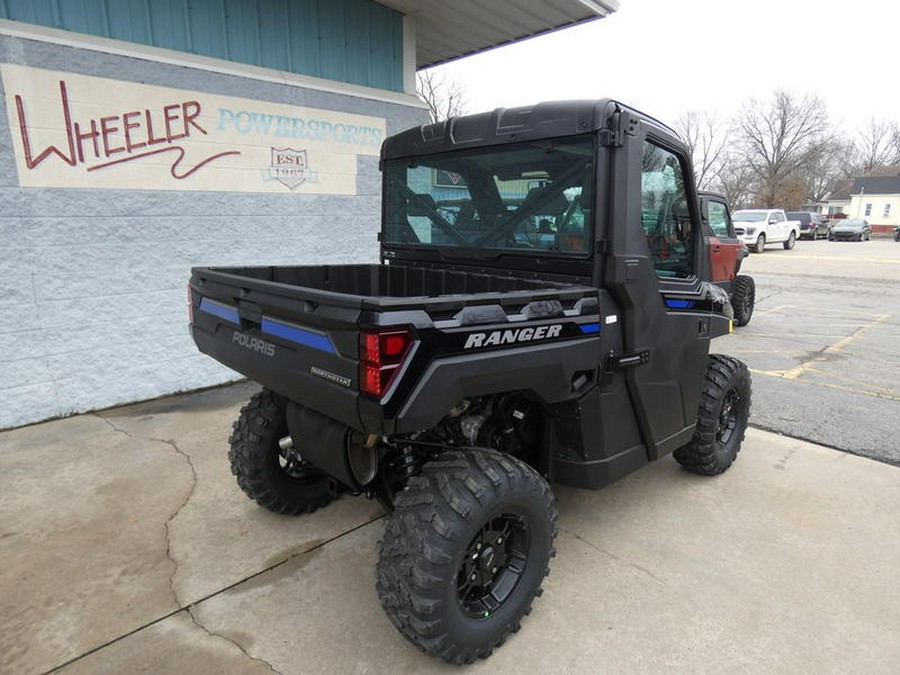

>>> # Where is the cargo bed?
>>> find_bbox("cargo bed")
[189,263,600,434]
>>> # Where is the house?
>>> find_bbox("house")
[820,178,853,217]
[848,174,900,234]
[821,169,900,234]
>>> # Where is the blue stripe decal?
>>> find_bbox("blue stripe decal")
[199,298,239,324]
[579,323,601,334]
[666,299,695,309]
[261,319,335,354]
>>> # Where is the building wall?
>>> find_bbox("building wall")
[0,0,404,91]
[847,194,900,232]
[0,26,427,429]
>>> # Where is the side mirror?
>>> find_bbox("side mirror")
[768,219,778,225]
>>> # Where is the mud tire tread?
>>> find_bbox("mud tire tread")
[376,448,557,665]
[228,389,337,515]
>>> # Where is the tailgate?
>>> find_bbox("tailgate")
[189,267,365,430]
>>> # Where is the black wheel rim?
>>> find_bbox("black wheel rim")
[457,513,530,619]
[717,389,740,444]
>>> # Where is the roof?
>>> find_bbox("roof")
[378,0,620,69]
[852,174,900,196]
[829,179,854,201]
[381,98,678,159]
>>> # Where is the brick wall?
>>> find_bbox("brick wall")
[0,32,427,429]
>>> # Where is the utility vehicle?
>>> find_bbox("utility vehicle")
[189,99,752,664]
[700,191,755,326]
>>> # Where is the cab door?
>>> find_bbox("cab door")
[771,210,788,241]
[604,125,713,459]
[702,195,740,283]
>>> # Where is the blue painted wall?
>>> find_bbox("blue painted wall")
[0,0,404,91]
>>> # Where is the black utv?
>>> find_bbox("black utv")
[189,99,751,664]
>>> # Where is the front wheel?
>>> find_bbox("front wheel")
[228,389,338,515]
[674,355,751,476]
[376,448,557,665]
[753,234,766,253]
[783,231,796,250]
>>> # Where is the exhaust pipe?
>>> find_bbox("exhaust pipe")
[285,401,378,489]
[347,431,378,486]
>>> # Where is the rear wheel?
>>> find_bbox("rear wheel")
[228,389,338,515]
[754,234,765,253]
[674,355,751,476]
[783,231,796,250]
[731,275,755,327]
[376,448,557,665]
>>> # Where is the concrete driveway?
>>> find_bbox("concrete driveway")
[2,382,899,674]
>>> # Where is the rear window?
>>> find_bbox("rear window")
[787,212,811,224]
[383,136,594,256]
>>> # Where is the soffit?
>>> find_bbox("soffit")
[378,0,619,69]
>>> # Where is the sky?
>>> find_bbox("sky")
[432,0,900,135]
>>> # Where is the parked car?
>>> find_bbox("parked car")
[828,219,871,241]
[894,225,899,242]
[787,211,829,240]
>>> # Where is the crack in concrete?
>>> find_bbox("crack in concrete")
[186,607,282,675]
[571,531,673,590]
[93,413,198,607]
[44,516,383,673]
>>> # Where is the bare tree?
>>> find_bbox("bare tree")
[416,69,467,123]
[800,136,846,205]
[674,110,727,190]
[711,151,756,209]
[732,90,833,207]
[844,118,900,174]
[892,123,900,162]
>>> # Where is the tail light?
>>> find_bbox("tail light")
[359,328,413,398]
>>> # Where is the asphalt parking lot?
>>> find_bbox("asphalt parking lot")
[720,237,900,465]
[1,237,899,675]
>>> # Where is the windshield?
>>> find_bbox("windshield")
[383,136,594,256]
[732,211,768,222]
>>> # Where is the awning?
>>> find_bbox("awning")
[378,0,620,69]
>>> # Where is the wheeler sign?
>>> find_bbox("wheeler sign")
[1,63,386,194]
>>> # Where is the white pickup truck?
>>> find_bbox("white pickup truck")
[732,209,800,253]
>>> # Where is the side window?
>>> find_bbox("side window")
[641,141,694,278]
[707,201,730,237]
[774,211,785,222]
